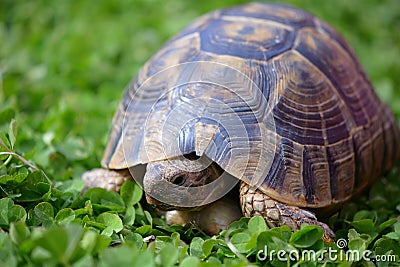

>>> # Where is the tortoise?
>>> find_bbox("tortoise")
[82,2,400,241]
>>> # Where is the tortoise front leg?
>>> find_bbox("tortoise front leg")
[239,182,335,242]
[82,168,131,192]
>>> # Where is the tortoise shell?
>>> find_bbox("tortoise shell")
[101,3,400,208]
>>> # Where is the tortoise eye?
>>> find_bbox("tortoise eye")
[171,175,186,186]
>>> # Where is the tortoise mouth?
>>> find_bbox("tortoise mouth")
[145,193,206,211]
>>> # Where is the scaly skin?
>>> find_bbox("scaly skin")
[82,168,130,192]
[239,182,335,242]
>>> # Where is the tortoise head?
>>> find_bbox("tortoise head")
[143,153,226,211]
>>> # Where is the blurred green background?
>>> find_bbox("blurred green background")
[1,0,400,177]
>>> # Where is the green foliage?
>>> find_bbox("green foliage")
[1,0,400,266]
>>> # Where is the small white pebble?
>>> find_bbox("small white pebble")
[143,235,156,243]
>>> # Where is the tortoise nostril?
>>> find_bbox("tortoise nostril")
[171,175,186,186]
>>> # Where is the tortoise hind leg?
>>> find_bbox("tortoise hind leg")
[239,182,335,242]
[82,168,131,192]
